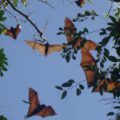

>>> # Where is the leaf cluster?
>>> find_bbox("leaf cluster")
[55,79,84,99]
[0,48,8,77]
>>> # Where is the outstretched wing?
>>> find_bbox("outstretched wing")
[25,40,64,56]
[5,24,21,39]
[80,50,97,87]
[94,80,120,93]
[25,40,46,55]
[72,38,97,51]
[37,106,56,118]
[27,88,40,117]
[83,40,98,51]
[47,44,65,55]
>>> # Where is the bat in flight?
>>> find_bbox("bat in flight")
[80,48,120,92]
[64,17,98,51]
[4,24,21,39]
[24,88,56,118]
[25,40,65,56]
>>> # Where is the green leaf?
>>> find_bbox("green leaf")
[79,84,84,90]
[104,48,109,57]
[0,10,4,18]
[21,0,27,6]
[67,79,75,84]
[59,27,63,31]
[100,62,104,68]
[55,86,63,90]
[61,91,67,99]
[13,0,18,7]
[61,82,71,87]
[76,88,81,96]
[109,16,116,23]
[57,32,63,35]
[99,36,110,46]
[107,112,115,116]
[108,56,118,62]
[0,115,8,120]
[114,106,120,109]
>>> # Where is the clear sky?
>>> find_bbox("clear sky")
[0,0,116,120]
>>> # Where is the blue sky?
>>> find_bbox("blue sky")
[0,0,117,120]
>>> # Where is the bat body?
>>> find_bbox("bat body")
[25,40,65,56]
[5,24,21,39]
[75,0,86,7]
[25,88,56,118]
[64,17,76,43]
[80,49,97,87]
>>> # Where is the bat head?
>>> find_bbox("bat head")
[64,17,77,42]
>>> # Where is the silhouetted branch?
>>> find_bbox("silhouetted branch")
[5,9,27,22]
[6,0,44,41]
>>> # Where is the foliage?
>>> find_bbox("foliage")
[55,79,84,99]
[0,0,120,120]
[0,48,8,77]
[0,115,8,120]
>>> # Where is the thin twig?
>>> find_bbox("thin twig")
[84,29,101,36]
[5,9,27,22]
[108,1,113,15]
[6,0,44,41]
[38,0,55,9]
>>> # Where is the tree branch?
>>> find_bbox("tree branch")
[6,0,44,41]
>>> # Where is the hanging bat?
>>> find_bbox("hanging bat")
[80,49,97,87]
[5,24,21,39]
[25,40,65,56]
[72,38,98,51]
[75,0,86,7]
[64,17,76,43]
[24,88,56,118]
[93,79,120,94]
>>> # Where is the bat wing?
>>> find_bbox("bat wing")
[14,24,21,39]
[5,24,21,39]
[37,106,56,118]
[80,50,96,87]
[5,30,14,39]
[27,88,40,117]
[94,80,120,92]
[84,40,98,51]
[47,45,64,55]
[72,38,97,51]
[25,40,46,55]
